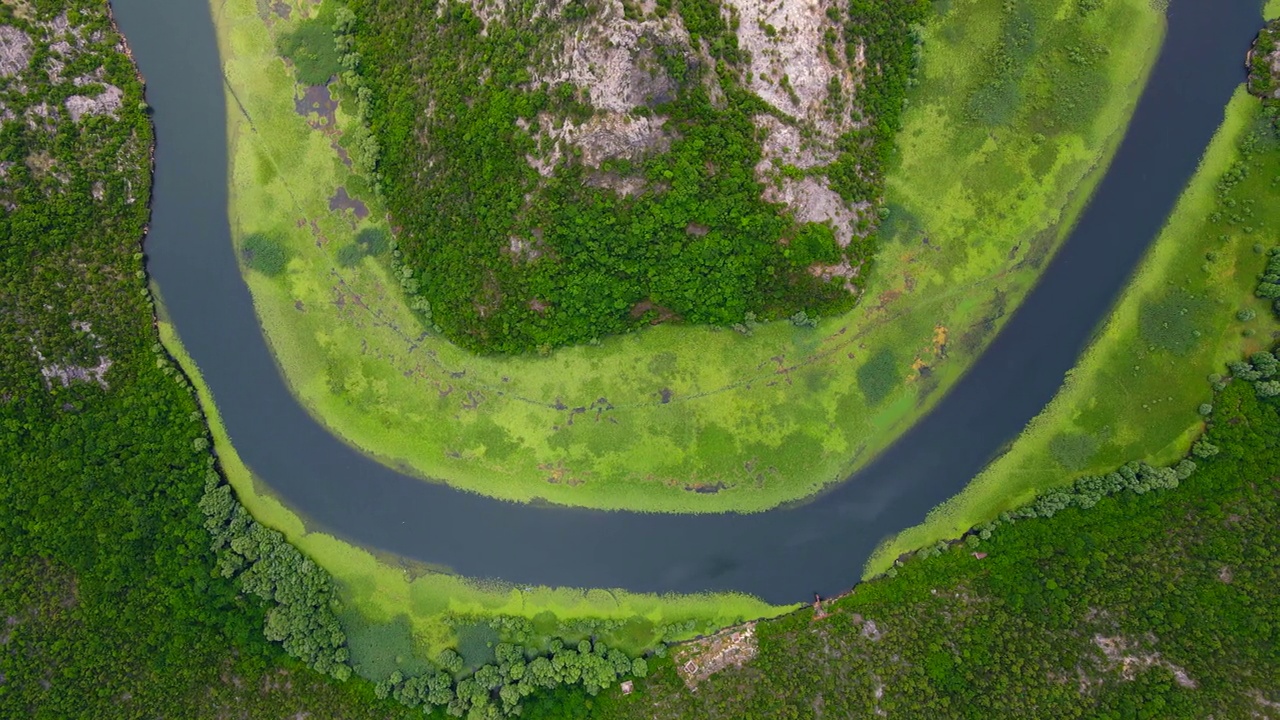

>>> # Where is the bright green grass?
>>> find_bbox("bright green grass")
[217,0,1163,513]
[866,87,1280,576]
[158,318,790,678]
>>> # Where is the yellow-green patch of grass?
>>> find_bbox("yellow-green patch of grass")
[214,0,1164,513]
[866,88,1280,576]
[159,318,791,671]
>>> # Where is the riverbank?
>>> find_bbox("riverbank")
[588,357,1280,718]
[157,320,790,679]
[218,0,1165,513]
[866,86,1280,575]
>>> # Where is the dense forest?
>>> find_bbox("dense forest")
[343,0,927,353]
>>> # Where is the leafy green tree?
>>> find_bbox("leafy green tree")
[1191,439,1219,458]
[438,648,466,674]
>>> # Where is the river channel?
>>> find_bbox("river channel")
[111,0,1259,604]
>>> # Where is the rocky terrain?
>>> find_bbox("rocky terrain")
[471,0,872,251]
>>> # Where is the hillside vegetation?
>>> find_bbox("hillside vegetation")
[349,0,928,353]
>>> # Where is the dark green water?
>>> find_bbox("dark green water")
[111,0,1260,603]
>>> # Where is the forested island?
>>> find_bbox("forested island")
[2,0,1278,718]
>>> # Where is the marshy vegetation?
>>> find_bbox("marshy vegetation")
[874,87,1280,571]
[221,0,1165,514]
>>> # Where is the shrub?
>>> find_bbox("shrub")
[241,233,289,276]
[355,226,391,255]
[1138,289,1212,355]
[857,349,900,405]
[335,243,364,268]
[278,19,342,85]
[789,223,842,266]
[1048,432,1099,471]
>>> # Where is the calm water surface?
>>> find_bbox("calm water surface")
[111,0,1259,603]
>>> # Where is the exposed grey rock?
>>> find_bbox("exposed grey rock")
[0,26,33,77]
[64,84,123,122]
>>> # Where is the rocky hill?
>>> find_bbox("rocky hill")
[347,0,924,352]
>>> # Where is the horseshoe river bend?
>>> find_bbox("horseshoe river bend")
[111,0,1259,604]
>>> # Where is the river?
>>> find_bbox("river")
[110,0,1259,604]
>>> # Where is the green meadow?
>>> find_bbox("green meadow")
[217,0,1163,513]
[868,87,1280,575]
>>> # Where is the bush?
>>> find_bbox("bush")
[278,19,342,85]
[241,233,290,276]
[355,227,391,255]
[1138,289,1212,355]
[789,223,842,266]
[1048,432,1099,471]
[336,243,365,268]
[857,348,900,405]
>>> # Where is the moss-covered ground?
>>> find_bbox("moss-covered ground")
[217,0,1162,514]
[867,87,1280,575]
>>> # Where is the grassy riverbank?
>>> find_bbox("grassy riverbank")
[217,0,1164,513]
[158,322,790,681]
[867,87,1280,575]
[579,374,1280,718]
